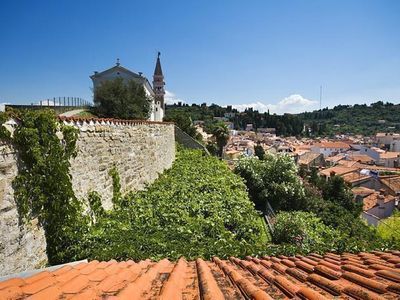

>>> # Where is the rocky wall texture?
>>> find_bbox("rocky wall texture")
[0,144,47,277]
[68,119,176,209]
[0,119,175,276]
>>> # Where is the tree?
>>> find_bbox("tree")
[235,154,306,212]
[212,123,229,157]
[164,111,201,141]
[377,211,400,242]
[322,175,361,215]
[94,78,152,119]
[254,142,265,160]
[206,141,218,156]
[272,211,341,253]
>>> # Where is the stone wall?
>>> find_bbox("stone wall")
[174,126,209,154]
[0,118,175,276]
[67,118,175,209]
[0,144,47,277]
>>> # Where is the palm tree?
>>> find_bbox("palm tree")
[213,123,229,157]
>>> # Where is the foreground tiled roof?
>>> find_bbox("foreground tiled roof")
[1,251,400,299]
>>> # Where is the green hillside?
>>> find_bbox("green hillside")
[299,101,400,136]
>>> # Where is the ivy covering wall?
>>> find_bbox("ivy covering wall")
[1,110,88,264]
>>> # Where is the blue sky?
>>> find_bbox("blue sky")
[1,0,399,114]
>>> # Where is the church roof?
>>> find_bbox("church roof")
[90,65,143,81]
[154,52,163,76]
[90,63,155,97]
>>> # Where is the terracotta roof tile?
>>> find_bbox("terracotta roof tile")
[1,250,400,299]
[60,275,89,294]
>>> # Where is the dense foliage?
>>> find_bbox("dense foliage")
[94,78,152,119]
[80,148,265,261]
[3,110,87,264]
[234,155,306,211]
[163,111,202,141]
[254,143,265,160]
[377,211,400,242]
[165,103,304,136]
[235,153,398,254]
[272,212,341,253]
[300,101,400,136]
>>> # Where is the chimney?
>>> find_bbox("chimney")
[355,195,364,204]
[379,189,387,196]
[377,194,385,206]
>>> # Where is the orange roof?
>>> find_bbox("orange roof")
[296,144,312,150]
[352,186,375,197]
[363,192,395,211]
[298,152,322,165]
[319,166,358,177]
[325,154,346,163]
[355,163,400,172]
[313,141,351,149]
[380,152,400,159]
[1,251,400,299]
[347,154,374,163]
[342,171,371,184]
[380,176,400,192]
[338,160,358,168]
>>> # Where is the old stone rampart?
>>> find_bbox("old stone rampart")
[0,117,175,276]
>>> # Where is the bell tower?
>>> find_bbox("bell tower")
[153,52,165,109]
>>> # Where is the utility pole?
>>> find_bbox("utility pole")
[319,85,322,111]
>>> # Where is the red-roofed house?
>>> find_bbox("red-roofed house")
[353,188,397,226]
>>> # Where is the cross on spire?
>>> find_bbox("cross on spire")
[116,58,120,66]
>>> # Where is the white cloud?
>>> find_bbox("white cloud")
[232,94,318,115]
[165,90,185,105]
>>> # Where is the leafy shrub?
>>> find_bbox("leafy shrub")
[234,154,306,211]
[80,148,266,261]
[272,211,341,253]
[377,211,400,242]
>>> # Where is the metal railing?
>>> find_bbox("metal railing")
[264,201,276,234]
[36,97,91,107]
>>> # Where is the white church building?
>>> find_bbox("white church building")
[90,53,165,121]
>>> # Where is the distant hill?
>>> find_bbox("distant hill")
[165,101,400,137]
[298,101,400,136]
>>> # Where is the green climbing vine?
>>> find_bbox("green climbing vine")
[109,166,123,209]
[0,111,12,140]
[7,109,88,264]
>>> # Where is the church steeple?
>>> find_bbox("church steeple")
[153,52,165,107]
[154,52,163,76]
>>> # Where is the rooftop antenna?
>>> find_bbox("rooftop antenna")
[319,85,322,111]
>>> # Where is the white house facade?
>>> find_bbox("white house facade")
[310,141,351,158]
